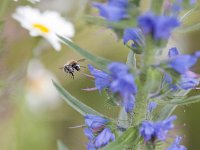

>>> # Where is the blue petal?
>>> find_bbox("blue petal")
[123,28,144,47]
[108,0,128,7]
[138,13,180,40]
[154,16,180,40]
[123,95,135,113]
[84,128,94,140]
[84,114,108,129]
[179,76,199,90]
[88,64,111,91]
[108,62,129,78]
[93,3,128,22]
[139,121,155,141]
[87,141,96,150]
[168,47,180,58]
[167,136,187,150]
[190,0,197,5]
[138,13,156,35]
[194,51,200,57]
[148,102,157,113]
[110,74,137,97]
[169,55,198,74]
[94,128,115,148]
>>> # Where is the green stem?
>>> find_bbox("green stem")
[133,38,156,125]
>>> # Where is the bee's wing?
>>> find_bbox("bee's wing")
[59,66,64,69]
[77,58,86,62]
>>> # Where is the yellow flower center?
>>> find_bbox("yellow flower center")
[33,23,50,33]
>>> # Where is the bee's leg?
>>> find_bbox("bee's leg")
[71,73,74,79]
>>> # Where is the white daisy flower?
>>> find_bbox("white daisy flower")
[26,59,60,112]
[13,0,40,3]
[28,0,40,3]
[13,6,75,51]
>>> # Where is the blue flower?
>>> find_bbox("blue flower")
[171,0,183,15]
[108,0,128,7]
[123,28,144,48]
[84,128,94,140]
[87,142,96,150]
[140,116,176,142]
[123,94,135,113]
[195,51,200,57]
[164,72,199,90]
[168,48,199,74]
[108,62,137,112]
[88,64,111,91]
[163,48,200,90]
[110,74,137,97]
[148,102,157,113]
[84,114,108,130]
[108,62,129,78]
[190,0,197,5]
[169,54,198,74]
[168,47,179,58]
[138,13,180,40]
[93,0,128,22]
[88,62,137,113]
[94,128,115,148]
[140,121,155,141]
[163,73,178,90]
[178,75,199,90]
[167,136,187,150]
[83,114,115,150]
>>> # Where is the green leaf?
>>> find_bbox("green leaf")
[170,95,200,106]
[154,90,191,121]
[155,141,166,150]
[53,80,103,116]
[126,50,136,68]
[180,7,196,21]
[118,109,129,131]
[178,6,200,33]
[153,104,177,121]
[178,22,200,33]
[102,127,140,150]
[58,35,112,70]
[57,140,69,150]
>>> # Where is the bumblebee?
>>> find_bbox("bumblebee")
[60,59,85,79]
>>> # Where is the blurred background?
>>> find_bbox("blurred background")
[0,0,200,150]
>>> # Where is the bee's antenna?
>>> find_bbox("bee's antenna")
[68,124,86,129]
[80,66,86,68]
[59,67,64,69]
[77,58,86,62]
[82,87,98,91]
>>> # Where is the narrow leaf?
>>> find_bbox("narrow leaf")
[102,127,140,150]
[170,95,200,106]
[126,50,136,69]
[118,108,129,130]
[178,22,200,33]
[58,35,112,70]
[154,104,177,121]
[57,140,69,150]
[53,80,103,116]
